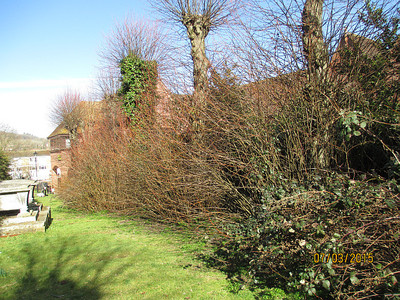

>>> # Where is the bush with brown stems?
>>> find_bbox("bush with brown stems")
[57,1,400,297]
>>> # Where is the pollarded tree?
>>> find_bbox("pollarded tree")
[301,0,333,169]
[149,0,237,97]
[229,0,375,172]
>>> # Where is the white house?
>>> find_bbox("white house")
[9,154,51,181]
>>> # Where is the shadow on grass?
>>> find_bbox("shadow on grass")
[12,236,126,300]
[197,249,302,300]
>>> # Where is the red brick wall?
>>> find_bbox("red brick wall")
[50,135,68,151]
[49,149,71,192]
[155,80,172,129]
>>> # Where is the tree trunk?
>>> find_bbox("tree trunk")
[181,15,212,138]
[183,15,211,98]
[302,0,331,169]
[302,0,328,82]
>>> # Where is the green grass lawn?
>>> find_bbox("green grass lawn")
[0,195,295,300]
[0,195,257,300]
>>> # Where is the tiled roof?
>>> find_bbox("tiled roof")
[47,122,70,139]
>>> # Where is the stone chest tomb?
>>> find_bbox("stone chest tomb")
[0,180,51,236]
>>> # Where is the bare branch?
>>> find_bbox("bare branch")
[99,15,168,67]
[49,89,84,135]
[97,16,172,99]
[94,66,121,100]
[150,0,237,30]
[226,0,390,81]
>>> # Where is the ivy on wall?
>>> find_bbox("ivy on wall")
[118,55,158,124]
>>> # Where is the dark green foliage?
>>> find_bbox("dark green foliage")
[118,55,158,124]
[0,150,11,180]
[360,1,399,50]
[210,173,400,299]
[333,4,400,176]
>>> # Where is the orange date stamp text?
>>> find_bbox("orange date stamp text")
[314,253,373,264]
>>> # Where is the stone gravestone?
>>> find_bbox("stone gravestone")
[0,180,36,213]
[0,180,51,236]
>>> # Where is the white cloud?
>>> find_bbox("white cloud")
[0,78,94,138]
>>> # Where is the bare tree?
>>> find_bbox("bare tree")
[228,0,370,82]
[0,123,15,151]
[95,66,122,101]
[50,90,84,139]
[149,0,237,97]
[100,16,169,67]
[97,16,170,99]
[230,0,397,171]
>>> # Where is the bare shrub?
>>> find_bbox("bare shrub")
[59,95,228,222]
[59,101,136,211]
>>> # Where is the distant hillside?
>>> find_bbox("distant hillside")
[0,131,49,158]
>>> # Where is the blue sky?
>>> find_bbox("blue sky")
[0,0,148,138]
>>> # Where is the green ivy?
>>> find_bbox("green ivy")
[210,172,400,299]
[337,110,367,141]
[118,55,157,124]
[333,5,400,175]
